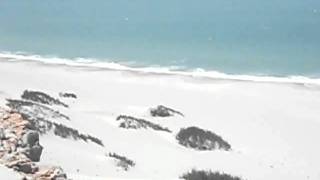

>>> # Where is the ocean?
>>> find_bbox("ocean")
[0,0,320,78]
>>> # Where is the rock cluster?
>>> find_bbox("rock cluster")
[116,115,172,133]
[7,97,103,147]
[176,126,231,151]
[34,166,67,180]
[150,105,184,117]
[0,108,67,179]
[21,131,43,162]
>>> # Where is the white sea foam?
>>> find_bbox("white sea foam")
[1,51,320,180]
[1,51,320,85]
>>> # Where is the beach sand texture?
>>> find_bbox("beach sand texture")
[0,59,320,180]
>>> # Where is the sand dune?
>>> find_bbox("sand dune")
[0,58,320,180]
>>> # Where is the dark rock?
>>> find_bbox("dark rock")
[150,105,184,117]
[176,126,231,151]
[21,131,43,162]
[9,160,38,174]
[25,144,43,162]
[116,115,172,133]
[16,163,33,174]
[22,131,39,147]
[21,90,68,108]
[59,92,77,99]
[0,128,5,140]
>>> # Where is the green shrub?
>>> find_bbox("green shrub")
[176,126,231,151]
[181,169,242,180]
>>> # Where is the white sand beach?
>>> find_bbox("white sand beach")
[0,58,320,180]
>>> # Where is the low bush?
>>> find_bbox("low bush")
[116,115,171,133]
[6,98,103,147]
[22,90,68,108]
[176,126,231,151]
[181,169,242,180]
[6,99,69,120]
[108,152,135,171]
[59,92,77,99]
[150,105,184,117]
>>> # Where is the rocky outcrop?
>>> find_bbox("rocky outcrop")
[0,111,31,155]
[6,98,103,146]
[176,126,231,151]
[150,105,184,117]
[22,90,68,108]
[0,108,68,179]
[4,155,39,174]
[108,152,135,171]
[34,166,67,180]
[116,115,172,133]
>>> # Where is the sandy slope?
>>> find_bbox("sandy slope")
[0,59,320,180]
[0,165,22,180]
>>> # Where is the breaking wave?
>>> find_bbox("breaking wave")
[1,51,320,85]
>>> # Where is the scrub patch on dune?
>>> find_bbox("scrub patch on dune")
[150,105,184,117]
[59,92,77,99]
[22,90,68,108]
[20,113,104,147]
[116,115,172,133]
[53,123,104,146]
[108,152,135,171]
[176,126,231,151]
[181,169,242,180]
[6,99,69,121]
[6,97,103,147]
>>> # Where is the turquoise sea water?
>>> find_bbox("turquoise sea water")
[0,0,320,77]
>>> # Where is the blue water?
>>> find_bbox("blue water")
[0,0,320,77]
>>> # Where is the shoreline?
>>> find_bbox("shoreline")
[1,52,320,86]
[0,55,320,180]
